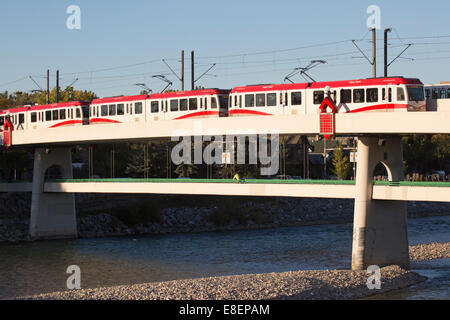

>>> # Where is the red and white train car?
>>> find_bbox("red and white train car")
[89,94,148,125]
[0,101,90,130]
[147,88,230,121]
[229,83,308,116]
[228,77,425,116]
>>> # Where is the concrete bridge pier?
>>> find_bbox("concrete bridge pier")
[351,136,409,270]
[29,147,77,239]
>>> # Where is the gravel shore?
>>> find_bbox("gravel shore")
[22,265,426,300]
[409,242,450,261]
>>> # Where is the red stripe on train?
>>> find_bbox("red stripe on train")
[174,111,220,120]
[89,118,122,124]
[49,120,83,128]
[348,104,407,113]
[228,109,273,116]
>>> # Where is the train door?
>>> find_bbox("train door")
[381,86,390,111]
[82,105,90,124]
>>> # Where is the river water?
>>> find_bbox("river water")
[0,215,448,299]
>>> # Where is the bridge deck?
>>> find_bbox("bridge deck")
[10,112,450,147]
[1,179,448,202]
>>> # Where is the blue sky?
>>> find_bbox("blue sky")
[1,0,450,98]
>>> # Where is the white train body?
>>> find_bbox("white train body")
[424,84,450,112]
[229,77,425,117]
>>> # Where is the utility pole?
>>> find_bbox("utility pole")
[56,70,60,103]
[181,50,184,91]
[372,28,376,78]
[46,69,50,104]
[384,28,392,77]
[191,50,194,90]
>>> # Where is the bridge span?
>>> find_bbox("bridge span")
[9,112,450,146]
[2,179,447,202]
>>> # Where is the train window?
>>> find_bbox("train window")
[407,86,425,102]
[239,96,242,108]
[432,89,439,99]
[340,89,352,103]
[151,101,159,113]
[52,110,59,120]
[101,105,108,116]
[425,89,431,100]
[75,108,80,118]
[170,100,178,112]
[447,89,450,99]
[59,109,66,120]
[313,91,324,104]
[45,111,51,121]
[70,109,73,119]
[30,112,37,123]
[245,94,254,107]
[267,93,277,106]
[109,104,116,116]
[211,97,218,109]
[204,98,208,109]
[135,102,143,114]
[388,88,392,102]
[291,92,302,105]
[256,94,265,107]
[353,89,365,103]
[0,116,3,125]
[397,88,405,101]
[234,95,237,107]
[117,104,124,115]
[440,89,447,99]
[180,99,188,111]
[18,113,24,124]
[366,88,378,103]
[189,98,197,110]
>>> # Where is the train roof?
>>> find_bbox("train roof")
[231,77,423,93]
[91,94,148,105]
[231,83,309,94]
[0,100,88,115]
[309,77,423,89]
[149,88,230,100]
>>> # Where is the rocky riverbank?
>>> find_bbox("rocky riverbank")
[21,265,427,300]
[0,192,449,242]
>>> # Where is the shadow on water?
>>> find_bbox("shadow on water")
[0,215,448,299]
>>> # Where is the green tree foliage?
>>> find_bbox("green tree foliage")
[174,163,198,178]
[0,86,97,110]
[331,142,351,180]
[431,134,450,171]
[125,143,167,178]
[401,134,450,174]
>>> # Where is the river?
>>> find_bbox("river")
[0,215,448,299]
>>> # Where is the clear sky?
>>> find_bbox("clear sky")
[1,0,450,98]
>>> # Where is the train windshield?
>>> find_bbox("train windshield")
[219,95,229,109]
[407,86,425,102]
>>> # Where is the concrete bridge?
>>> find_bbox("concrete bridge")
[1,111,449,271]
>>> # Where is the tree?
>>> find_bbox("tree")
[174,163,198,178]
[431,134,450,171]
[332,142,351,180]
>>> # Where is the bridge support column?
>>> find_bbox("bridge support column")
[29,148,77,239]
[351,136,409,270]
